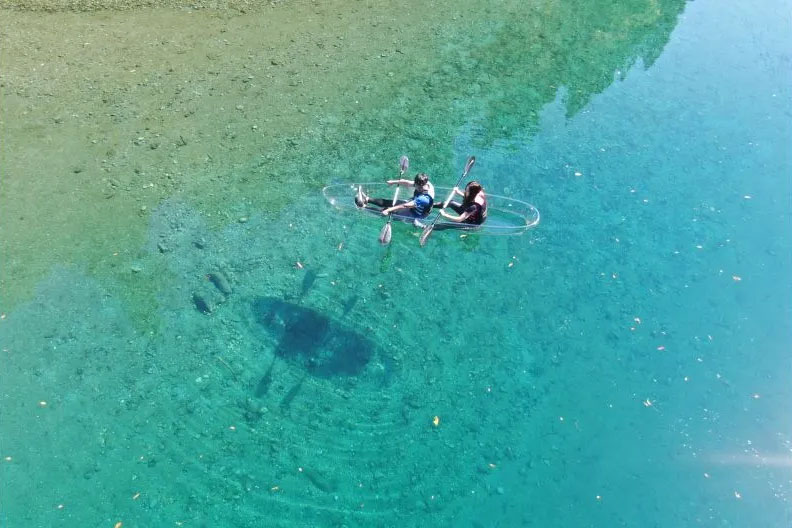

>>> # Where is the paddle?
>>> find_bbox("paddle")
[379,155,410,245]
[419,155,475,247]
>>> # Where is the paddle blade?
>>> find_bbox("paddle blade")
[419,225,433,247]
[379,222,393,245]
[399,155,409,172]
[464,156,475,174]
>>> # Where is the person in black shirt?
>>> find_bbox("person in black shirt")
[436,181,487,225]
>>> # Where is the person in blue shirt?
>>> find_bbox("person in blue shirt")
[355,173,435,222]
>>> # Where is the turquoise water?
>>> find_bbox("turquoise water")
[2,0,791,526]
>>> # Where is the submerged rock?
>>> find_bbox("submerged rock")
[192,291,213,314]
[301,467,336,493]
[208,271,232,295]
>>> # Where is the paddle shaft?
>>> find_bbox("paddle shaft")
[379,166,405,244]
[388,183,401,219]
[428,156,476,231]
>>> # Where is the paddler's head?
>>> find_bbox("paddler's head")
[413,173,430,190]
[464,181,483,202]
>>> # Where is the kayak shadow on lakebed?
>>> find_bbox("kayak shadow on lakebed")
[252,296,379,379]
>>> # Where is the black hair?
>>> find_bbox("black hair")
[464,181,483,203]
[414,173,429,186]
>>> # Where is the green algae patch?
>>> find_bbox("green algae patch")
[0,0,686,320]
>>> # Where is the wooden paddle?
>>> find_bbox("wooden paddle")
[379,155,409,245]
[419,156,475,247]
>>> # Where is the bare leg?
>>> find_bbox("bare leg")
[434,200,464,214]
[368,198,395,208]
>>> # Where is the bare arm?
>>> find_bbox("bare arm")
[382,199,416,215]
[386,178,413,186]
[437,187,463,209]
[439,208,472,223]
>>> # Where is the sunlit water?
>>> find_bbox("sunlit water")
[1,0,790,526]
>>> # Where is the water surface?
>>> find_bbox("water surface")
[1,0,790,526]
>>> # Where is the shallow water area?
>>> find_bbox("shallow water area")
[1,0,790,526]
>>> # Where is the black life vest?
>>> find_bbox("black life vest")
[468,191,487,225]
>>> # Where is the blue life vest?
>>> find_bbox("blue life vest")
[412,190,434,218]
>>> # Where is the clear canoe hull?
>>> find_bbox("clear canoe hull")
[322,183,540,236]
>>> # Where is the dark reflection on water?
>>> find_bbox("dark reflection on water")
[467,0,688,143]
[252,296,374,378]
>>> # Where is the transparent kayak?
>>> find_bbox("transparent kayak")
[322,183,540,236]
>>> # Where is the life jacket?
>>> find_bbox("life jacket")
[412,189,434,218]
[468,191,487,225]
